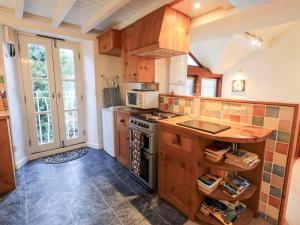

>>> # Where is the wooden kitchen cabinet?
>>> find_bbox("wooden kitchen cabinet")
[121,25,155,83]
[158,126,196,218]
[97,29,121,56]
[114,111,130,168]
[0,114,15,197]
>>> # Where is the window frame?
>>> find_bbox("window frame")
[187,65,222,97]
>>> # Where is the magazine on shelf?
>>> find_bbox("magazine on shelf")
[220,174,251,198]
[200,197,247,225]
[205,142,232,156]
[197,173,221,194]
[225,149,260,169]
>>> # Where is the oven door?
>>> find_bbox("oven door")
[129,127,155,154]
[131,150,156,190]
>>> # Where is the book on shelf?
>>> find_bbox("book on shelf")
[204,142,231,162]
[197,173,221,195]
[200,197,246,225]
[225,149,260,169]
[220,174,250,198]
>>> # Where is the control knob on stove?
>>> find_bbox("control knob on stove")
[145,124,149,128]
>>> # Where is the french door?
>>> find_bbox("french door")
[19,35,85,153]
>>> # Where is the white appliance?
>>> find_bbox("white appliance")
[126,90,159,109]
[102,106,125,157]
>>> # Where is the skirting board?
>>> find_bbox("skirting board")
[15,157,28,170]
[28,143,87,161]
[87,142,102,150]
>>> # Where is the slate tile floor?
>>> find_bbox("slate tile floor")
[0,148,187,225]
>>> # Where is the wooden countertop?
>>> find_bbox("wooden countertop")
[0,110,9,120]
[114,106,154,116]
[158,115,272,143]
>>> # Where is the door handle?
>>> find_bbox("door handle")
[171,134,181,145]
[51,93,55,99]
[57,92,61,98]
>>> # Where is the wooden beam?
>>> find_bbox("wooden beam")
[15,0,24,19]
[114,0,173,30]
[52,0,77,28]
[81,0,131,33]
[188,52,204,68]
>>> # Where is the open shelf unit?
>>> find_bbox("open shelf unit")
[195,140,267,225]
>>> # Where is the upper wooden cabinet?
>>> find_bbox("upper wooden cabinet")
[97,29,121,56]
[129,6,190,59]
[121,25,155,83]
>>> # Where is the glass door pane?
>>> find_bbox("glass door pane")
[59,49,79,140]
[28,44,54,145]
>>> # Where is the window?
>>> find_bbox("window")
[201,78,217,97]
[186,76,195,96]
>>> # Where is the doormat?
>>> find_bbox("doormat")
[39,147,88,164]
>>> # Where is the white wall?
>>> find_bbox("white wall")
[1,26,29,168]
[80,41,100,149]
[222,22,300,102]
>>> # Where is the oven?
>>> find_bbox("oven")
[129,118,158,191]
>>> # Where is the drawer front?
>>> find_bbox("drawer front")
[115,113,129,130]
[160,129,193,153]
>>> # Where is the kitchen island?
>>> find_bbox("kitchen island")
[157,115,272,225]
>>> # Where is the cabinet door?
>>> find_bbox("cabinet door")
[169,55,187,84]
[136,57,155,83]
[115,128,130,168]
[114,112,130,168]
[158,146,193,216]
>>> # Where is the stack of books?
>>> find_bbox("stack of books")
[225,149,260,169]
[197,174,222,195]
[200,197,246,225]
[204,142,231,162]
[220,174,250,198]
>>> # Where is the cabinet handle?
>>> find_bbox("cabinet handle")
[133,73,137,76]
[171,134,181,145]
[120,119,125,123]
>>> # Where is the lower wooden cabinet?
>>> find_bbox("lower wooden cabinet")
[0,116,15,197]
[114,111,130,168]
[158,126,197,219]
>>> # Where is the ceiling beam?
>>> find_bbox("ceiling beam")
[114,0,173,30]
[15,0,24,19]
[52,0,77,28]
[81,0,131,33]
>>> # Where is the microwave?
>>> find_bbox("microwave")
[126,90,159,109]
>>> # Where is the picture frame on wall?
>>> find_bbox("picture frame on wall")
[232,79,246,92]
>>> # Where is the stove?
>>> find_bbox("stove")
[128,110,177,191]
[129,111,177,131]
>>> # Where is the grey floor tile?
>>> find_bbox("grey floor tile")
[138,211,170,225]
[75,208,121,225]
[122,175,144,194]
[154,200,187,225]
[0,201,27,225]
[28,207,73,225]
[111,196,153,225]
[99,180,136,206]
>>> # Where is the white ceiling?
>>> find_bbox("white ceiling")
[190,21,295,73]
[0,0,170,33]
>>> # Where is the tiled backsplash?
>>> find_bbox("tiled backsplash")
[200,99,296,225]
[159,95,199,115]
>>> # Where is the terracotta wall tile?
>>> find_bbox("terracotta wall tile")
[275,142,289,155]
[265,151,274,162]
[278,120,292,133]
[253,105,266,117]
[271,175,284,188]
[269,196,281,208]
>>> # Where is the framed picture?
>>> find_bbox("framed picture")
[232,79,245,92]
